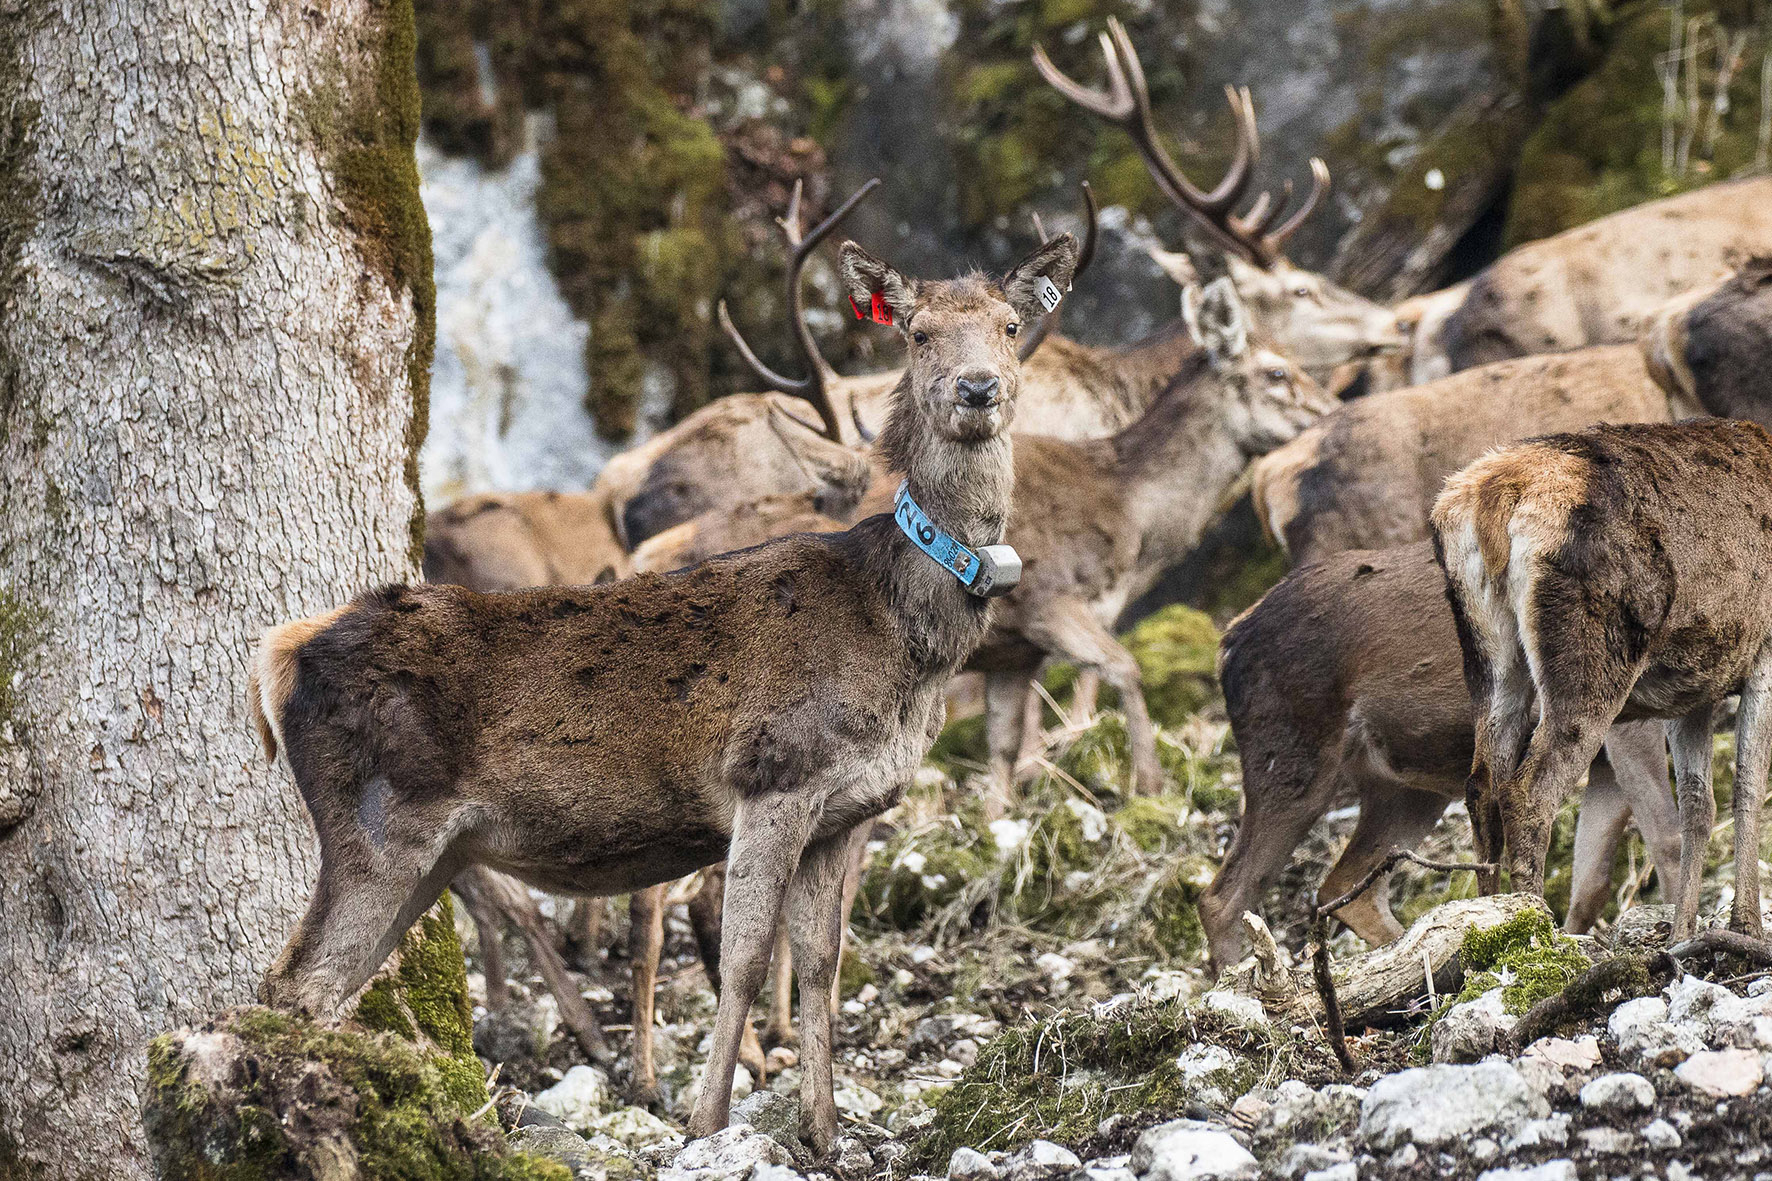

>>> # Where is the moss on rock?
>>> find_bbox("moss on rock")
[1451,902,1591,1014]
[144,898,564,1180]
[860,813,1000,931]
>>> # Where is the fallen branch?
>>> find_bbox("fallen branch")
[1668,928,1772,965]
[1307,849,1498,1074]
[1506,952,1676,1053]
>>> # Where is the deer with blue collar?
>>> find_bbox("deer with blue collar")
[248,232,1079,1156]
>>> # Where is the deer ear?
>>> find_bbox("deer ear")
[1002,232,1080,322]
[839,242,917,325]
[1144,245,1198,289]
[1185,277,1250,365]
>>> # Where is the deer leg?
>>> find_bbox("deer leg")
[1015,681,1044,780]
[262,824,461,1019]
[764,927,796,1048]
[1199,760,1342,976]
[687,866,768,1080]
[1599,720,1682,894]
[1028,602,1161,795]
[1732,647,1772,938]
[984,662,1039,819]
[1468,640,1534,893]
[455,869,511,1011]
[566,897,606,973]
[687,793,812,1141]
[1502,702,1619,898]
[1669,704,1718,941]
[1322,786,1452,947]
[471,869,611,1064]
[783,828,859,1159]
[1071,669,1101,718]
[1565,758,1632,936]
[629,884,666,1104]
[829,825,869,1017]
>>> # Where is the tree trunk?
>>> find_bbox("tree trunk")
[0,1,431,1175]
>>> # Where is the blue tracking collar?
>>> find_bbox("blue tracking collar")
[893,482,1022,598]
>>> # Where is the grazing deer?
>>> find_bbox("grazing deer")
[1642,257,1772,429]
[1033,18,1404,386]
[252,231,1080,1154]
[966,279,1337,807]
[1251,344,1683,566]
[424,489,631,595]
[1203,542,1680,973]
[1432,419,1772,940]
[1441,176,1772,370]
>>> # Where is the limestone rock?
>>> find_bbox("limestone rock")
[1358,1061,1549,1149]
[1578,1072,1655,1113]
[1129,1120,1258,1181]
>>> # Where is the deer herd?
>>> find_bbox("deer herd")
[249,19,1772,1160]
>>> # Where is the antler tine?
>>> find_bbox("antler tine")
[1029,210,1048,243]
[1262,157,1329,252]
[1076,179,1099,274]
[1031,33,1134,121]
[723,177,882,442]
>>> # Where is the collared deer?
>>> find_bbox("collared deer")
[251,231,1080,1155]
[1433,419,1772,941]
[1203,542,1680,973]
[1441,176,1772,370]
[1642,257,1772,428]
[1251,344,1686,566]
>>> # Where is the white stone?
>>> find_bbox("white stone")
[1176,1044,1237,1082]
[990,818,1029,851]
[664,1126,794,1181]
[1037,952,1076,985]
[1201,990,1269,1030]
[588,1105,683,1149]
[1503,1114,1570,1152]
[832,1080,884,1118]
[1358,1061,1549,1149]
[1609,995,1704,1068]
[532,1064,614,1132]
[1301,1165,1356,1181]
[1129,1120,1258,1181]
[1641,1118,1682,1149]
[1431,989,1517,1063]
[948,1146,1001,1181]
[1065,798,1110,842]
[1005,1140,1081,1181]
[1141,970,1196,1004]
[1675,1047,1764,1097]
[1519,1035,1602,1073]
[1576,1127,1635,1155]
[1476,1163,1577,1181]
[1578,1072,1655,1113]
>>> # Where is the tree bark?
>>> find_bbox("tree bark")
[0,1,431,1176]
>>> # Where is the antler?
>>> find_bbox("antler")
[718,177,882,441]
[1017,180,1098,362]
[1032,17,1327,268]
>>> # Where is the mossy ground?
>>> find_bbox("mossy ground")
[1450,904,1591,1014]
[145,897,566,1180]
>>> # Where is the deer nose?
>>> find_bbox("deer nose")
[955,374,1000,407]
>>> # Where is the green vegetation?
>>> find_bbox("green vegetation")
[1507,0,1768,245]
[911,996,1329,1167]
[145,899,565,1180]
[1451,903,1591,1014]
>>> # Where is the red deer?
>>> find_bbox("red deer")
[1251,344,1685,566]
[1441,177,1772,370]
[1203,543,1680,973]
[1033,18,1404,385]
[1642,257,1772,429]
[250,232,1080,1155]
[1433,419,1772,940]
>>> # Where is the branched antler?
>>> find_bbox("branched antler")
[1033,17,1327,268]
[718,177,881,441]
[1017,180,1098,362]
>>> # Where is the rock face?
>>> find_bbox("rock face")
[1358,1061,1550,1149]
[662,1126,795,1181]
[1431,988,1518,1063]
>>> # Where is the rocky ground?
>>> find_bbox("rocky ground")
[460,606,1772,1181]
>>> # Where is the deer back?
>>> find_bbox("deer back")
[424,489,630,591]
[1443,176,1772,370]
[1643,258,1772,428]
[1253,344,1672,565]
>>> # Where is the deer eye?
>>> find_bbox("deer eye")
[912,331,928,345]
[1266,367,1288,383]
[1006,322,1020,338]
[1292,286,1311,298]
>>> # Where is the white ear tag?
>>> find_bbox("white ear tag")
[1034,275,1062,313]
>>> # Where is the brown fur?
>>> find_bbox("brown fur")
[249,605,349,761]
[1433,419,1772,940]
[423,489,631,592]
[1203,543,1678,973]
[1442,176,1772,368]
[255,237,1078,1157]
[1253,344,1673,565]
[1643,257,1772,428]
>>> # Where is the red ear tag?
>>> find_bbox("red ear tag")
[849,296,867,320]
[870,291,894,326]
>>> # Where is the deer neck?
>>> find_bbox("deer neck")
[1112,372,1250,575]
[1110,321,1200,409]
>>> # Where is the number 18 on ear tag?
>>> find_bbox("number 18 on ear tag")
[1034,276,1063,314]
